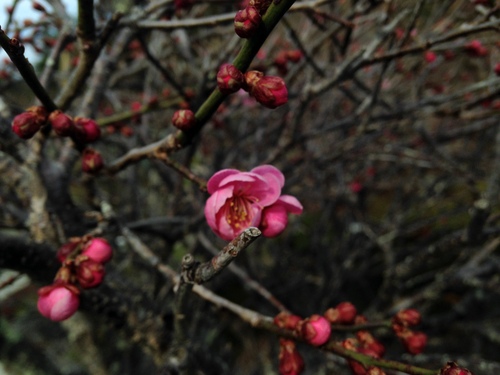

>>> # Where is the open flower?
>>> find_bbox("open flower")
[204,165,302,241]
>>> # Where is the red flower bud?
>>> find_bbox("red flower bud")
[494,63,500,76]
[49,110,74,137]
[274,312,302,330]
[82,237,113,264]
[440,362,474,375]
[37,283,80,321]
[82,148,104,174]
[172,109,196,131]
[356,330,385,357]
[393,309,421,327]
[464,40,488,57]
[324,301,357,324]
[366,367,387,375]
[73,117,101,143]
[234,6,262,38]
[249,0,272,14]
[399,329,427,355]
[247,75,288,109]
[286,49,303,63]
[424,51,437,63]
[32,1,46,12]
[217,64,245,94]
[75,255,105,288]
[11,106,48,139]
[57,240,80,263]
[278,339,304,375]
[299,314,331,346]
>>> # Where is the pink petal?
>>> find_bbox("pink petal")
[207,169,240,194]
[251,165,285,188]
[204,186,234,231]
[277,195,303,214]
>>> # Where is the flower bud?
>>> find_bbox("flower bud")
[286,49,303,63]
[11,106,48,139]
[324,301,357,324]
[73,117,101,143]
[172,109,196,131]
[75,255,105,288]
[274,312,302,330]
[249,0,272,14]
[464,40,488,57]
[440,362,474,375]
[248,75,288,109]
[57,241,80,262]
[49,110,74,137]
[37,283,80,321]
[399,329,427,355]
[299,314,331,346]
[234,6,261,38]
[278,339,304,375]
[217,64,245,94]
[393,308,421,327]
[82,148,104,174]
[243,70,264,91]
[424,51,437,63]
[356,330,385,357]
[82,237,113,263]
[366,367,387,375]
[494,62,500,76]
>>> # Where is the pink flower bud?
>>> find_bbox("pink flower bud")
[11,106,48,139]
[82,237,113,263]
[394,308,421,327]
[75,255,105,288]
[217,64,245,94]
[299,315,331,346]
[278,339,304,375]
[172,109,196,131]
[37,283,80,321]
[49,110,74,137]
[324,301,357,324]
[82,148,104,174]
[73,117,101,143]
[234,6,261,38]
[248,75,288,109]
[440,362,474,375]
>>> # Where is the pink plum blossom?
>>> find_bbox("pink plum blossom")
[82,237,113,264]
[204,165,302,241]
[37,283,80,321]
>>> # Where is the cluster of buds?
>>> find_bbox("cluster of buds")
[391,309,427,354]
[440,362,474,375]
[216,65,288,109]
[273,312,331,375]
[342,337,386,375]
[464,40,488,57]
[274,49,304,75]
[37,237,113,321]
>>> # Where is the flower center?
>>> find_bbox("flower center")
[225,195,254,229]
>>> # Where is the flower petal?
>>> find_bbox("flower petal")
[207,169,240,194]
[251,165,285,188]
[260,204,288,237]
[204,186,234,231]
[276,195,303,214]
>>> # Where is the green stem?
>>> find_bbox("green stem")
[175,0,297,148]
